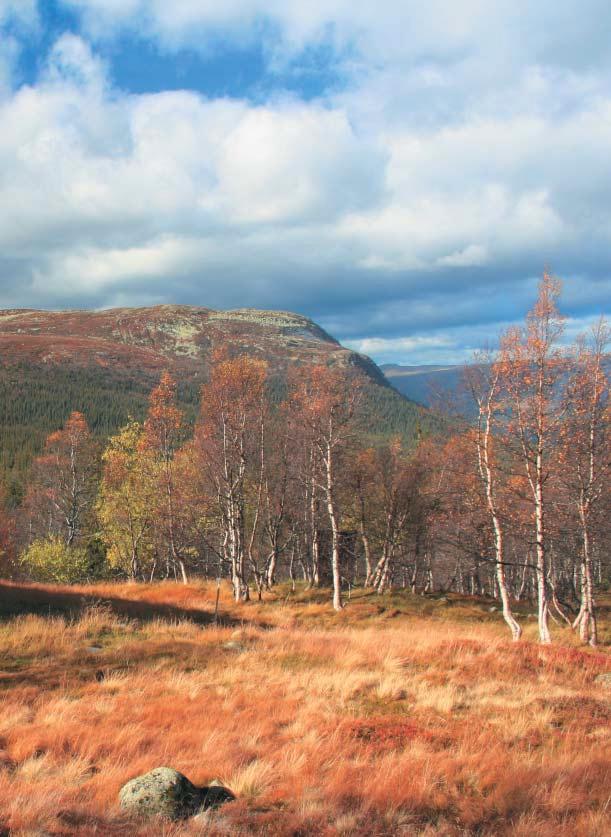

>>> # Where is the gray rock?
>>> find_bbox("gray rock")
[119,767,235,820]
[594,673,611,688]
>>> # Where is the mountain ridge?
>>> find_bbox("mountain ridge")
[0,305,389,385]
[382,362,464,407]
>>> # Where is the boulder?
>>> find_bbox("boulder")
[119,767,235,820]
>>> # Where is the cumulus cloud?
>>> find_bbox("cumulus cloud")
[216,106,384,224]
[0,3,609,363]
[58,2,611,72]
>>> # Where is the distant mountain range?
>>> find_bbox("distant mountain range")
[382,355,611,413]
[381,363,463,408]
[0,306,444,492]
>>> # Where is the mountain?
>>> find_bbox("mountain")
[0,306,387,382]
[0,306,442,494]
[381,363,464,408]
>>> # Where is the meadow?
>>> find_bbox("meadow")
[0,581,609,836]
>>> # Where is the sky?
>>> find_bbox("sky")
[0,1,609,365]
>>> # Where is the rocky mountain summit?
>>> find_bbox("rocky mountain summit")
[0,305,386,385]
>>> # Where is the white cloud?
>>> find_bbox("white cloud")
[58,1,611,83]
[0,5,609,363]
[437,244,488,268]
[45,32,107,90]
[216,105,384,224]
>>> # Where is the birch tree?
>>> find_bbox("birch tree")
[465,357,522,640]
[142,372,188,583]
[26,411,97,547]
[561,319,609,645]
[369,438,415,594]
[196,354,268,602]
[290,365,363,611]
[499,271,565,643]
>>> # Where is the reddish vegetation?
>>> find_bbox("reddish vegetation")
[345,718,449,752]
[0,306,363,379]
[0,332,169,373]
[0,581,609,836]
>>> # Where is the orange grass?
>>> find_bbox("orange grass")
[0,581,609,835]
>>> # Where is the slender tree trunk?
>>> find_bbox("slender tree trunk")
[266,547,278,589]
[130,548,139,581]
[410,529,423,594]
[309,474,321,587]
[377,545,394,593]
[425,555,434,594]
[361,529,372,587]
[534,445,551,643]
[357,488,373,586]
[573,501,597,645]
[473,375,522,640]
[289,544,296,592]
[325,441,343,611]
[517,559,528,601]
[229,499,248,602]
[485,467,521,640]
[372,509,394,593]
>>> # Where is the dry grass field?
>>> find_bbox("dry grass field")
[0,581,609,836]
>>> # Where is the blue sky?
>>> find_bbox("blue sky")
[0,1,609,364]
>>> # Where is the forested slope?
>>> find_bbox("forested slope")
[0,306,442,493]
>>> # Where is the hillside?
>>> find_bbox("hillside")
[0,307,441,493]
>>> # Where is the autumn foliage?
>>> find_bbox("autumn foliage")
[0,273,609,834]
[5,272,610,646]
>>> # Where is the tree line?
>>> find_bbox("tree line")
[1,273,608,644]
